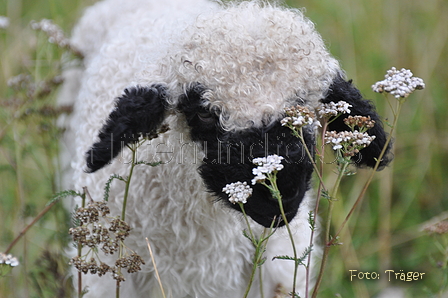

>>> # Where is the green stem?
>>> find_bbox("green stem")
[268,176,299,297]
[116,144,138,298]
[312,99,404,298]
[121,145,138,221]
[332,99,403,241]
[241,203,256,244]
[311,161,349,298]
[243,241,264,298]
[305,119,328,298]
[296,128,326,188]
[241,203,261,298]
[78,190,86,298]
[259,264,265,298]
[241,203,275,298]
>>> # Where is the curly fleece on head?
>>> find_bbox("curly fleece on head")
[161,2,340,131]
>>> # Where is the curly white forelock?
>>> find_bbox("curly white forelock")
[164,2,340,131]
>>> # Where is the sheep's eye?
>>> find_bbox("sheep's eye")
[197,111,214,123]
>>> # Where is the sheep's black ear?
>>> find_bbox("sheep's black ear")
[86,84,168,173]
[322,74,392,169]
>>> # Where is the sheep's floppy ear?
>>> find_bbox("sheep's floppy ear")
[322,74,392,169]
[86,84,168,173]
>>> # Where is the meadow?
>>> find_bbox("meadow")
[1,0,447,297]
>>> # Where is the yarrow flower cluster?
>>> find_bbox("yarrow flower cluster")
[0,16,10,29]
[0,252,19,277]
[0,253,19,267]
[317,101,352,118]
[222,155,285,204]
[324,131,376,156]
[372,67,425,98]
[343,116,376,132]
[281,105,318,129]
[30,19,83,57]
[69,200,145,282]
[6,73,64,103]
[30,19,70,47]
[222,182,253,204]
[252,154,284,185]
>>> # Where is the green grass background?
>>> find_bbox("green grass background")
[1,0,447,297]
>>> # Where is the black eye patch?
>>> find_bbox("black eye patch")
[177,83,219,131]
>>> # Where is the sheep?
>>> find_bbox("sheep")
[61,0,391,297]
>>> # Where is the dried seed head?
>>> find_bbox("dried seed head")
[111,268,126,282]
[109,218,131,240]
[127,253,146,273]
[92,201,110,216]
[68,199,143,283]
[281,105,318,129]
[98,262,111,277]
[344,116,375,132]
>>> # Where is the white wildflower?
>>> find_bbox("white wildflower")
[281,105,317,129]
[251,155,284,185]
[30,19,70,48]
[329,137,343,150]
[372,67,425,98]
[325,131,376,156]
[0,16,9,29]
[7,74,32,90]
[0,253,19,267]
[251,173,267,185]
[222,181,253,204]
[317,101,352,118]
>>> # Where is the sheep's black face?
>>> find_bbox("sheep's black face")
[178,84,315,227]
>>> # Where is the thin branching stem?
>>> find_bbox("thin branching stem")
[289,124,331,298]
[332,99,403,242]
[243,240,265,298]
[241,204,260,298]
[116,143,138,298]
[241,203,256,244]
[241,203,276,298]
[259,264,265,298]
[264,176,300,297]
[294,128,326,188]
[78,190,86,298]
[122,144,138,221]
[4,199,59,255]
[305,119,328,298]
[311,161,349,298]
[312,98,404,297]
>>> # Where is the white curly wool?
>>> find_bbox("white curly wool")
[61,0,335,297]
[139,2,340,131]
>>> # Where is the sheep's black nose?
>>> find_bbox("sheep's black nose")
[197,122,315,227]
